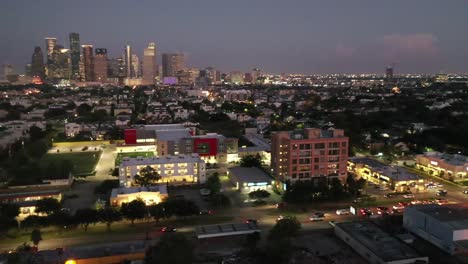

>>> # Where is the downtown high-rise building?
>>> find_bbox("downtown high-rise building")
[69,33,81,80]
[385,66,394,87]
[108,58,125,79]
[31,46,45,80]
[47,45,71,79]
[142,42,157,84]
[45,37,57,62]
[131,54,140,78]
[162,53,185,78]
[94,48,108,82]
[82,45,94,81]
[124,44,133,78]
[2,64,14,80]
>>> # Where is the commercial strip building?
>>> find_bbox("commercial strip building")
[195,222,261,239]
[348,157,424,192]
[404,204,468,255]
[333,221,428,264]
[124,124,238,164]
[110,185,168,206]
[228,167,274,193]
[416,152,468,182]
[0,186,65,216]
[118,154,206,187]
[271,128,349,184]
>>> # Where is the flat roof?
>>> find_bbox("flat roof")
[350,157,420,181]
[408,204,468,230]
[195,223,260,239]
[335,221,424,262]
[421,151,468,166]
[111,185,168,198]
[156,129,191,141]
[120,154,203,166]
[228,167,272,183]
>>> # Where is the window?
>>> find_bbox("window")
[314,165,319,170]
[315,143,325,149]
[329,142,339,148]
[341,142,347,147]
[342,149,347,155]
[292,173,297,179]
[292,159,298,164]
[299,144,311,150]
[329,149,339,155]
[314,158,319,163]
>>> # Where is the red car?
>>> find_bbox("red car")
[161,227,177,232]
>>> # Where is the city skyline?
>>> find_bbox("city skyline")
[1,1,468,75]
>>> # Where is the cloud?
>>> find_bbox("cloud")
[381,33,439,59]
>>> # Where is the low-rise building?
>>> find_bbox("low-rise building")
[348,157,425,192]
[416,152,468,182]
[404,204,468,255]
[334,221,428,264]
[110,185,168,206]
[119,154,206,187]
[228,167,274,193]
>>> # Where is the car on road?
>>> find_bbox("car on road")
[384,193,393,198]
[199,210,213,215]
[411,200,422,205]
[436,190,448,196]
[277,215,285,221]
[463,190,468,194]
[161,227,177,232]
[245,219,259,224]
[376,206,388,212]
[276,202,286,209]
[359,208,372,216]
[336,209,350,215]
[309,212,325,221]
[435,198,448,205]
[403,194,415,199]
[199,189,211,196]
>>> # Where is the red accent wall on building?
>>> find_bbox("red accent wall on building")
[193,138,218,156]
[124,129,137,145]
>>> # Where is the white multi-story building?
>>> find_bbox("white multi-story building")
[119,154,206,187]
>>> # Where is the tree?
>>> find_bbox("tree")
[346,174,359,196]
[21,215,48,230]
[328,178,345,199]
[94,179,119,195]
[240,154,263,168]
[248,190,271,202]
[0,203,20,219]
[134,166,161,186]
[148,203,170,222]
[244,231,261,251]
[98,207,122,231]
[35,198,61,215]
[268,217,301,240]
[205,172,221,194]
[263,238,293,264]
[120,199,147,224]
[145,233,193,264]
[74,208,98,231]
[164,199,200,219]
[30,229,42,248]
[29,126,45,142]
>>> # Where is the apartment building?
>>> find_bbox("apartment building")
[271,128,349,183]
[118,154,206,187]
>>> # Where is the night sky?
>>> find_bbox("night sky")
[1,0,467,74]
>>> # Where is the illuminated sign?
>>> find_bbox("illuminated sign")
[430,161,438,166]
[247,182,268,187]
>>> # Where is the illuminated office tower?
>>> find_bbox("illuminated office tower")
[124,45,133,78]
[94,48,108,82]
[162,53,185,78]
[45,37,57,62]
[69,33,81,79]
[142,42,157,84]
[131,54,140,78]
[82,45,94,81]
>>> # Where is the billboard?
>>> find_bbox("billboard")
[193,138,218,156]
[124,129,137,145]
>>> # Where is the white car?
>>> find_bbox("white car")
[309,212,325,221]
[403,194,415,199]
[336,209,350,215]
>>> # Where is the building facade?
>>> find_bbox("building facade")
[142,42,157,85]
[94,48,108,82]
[69,32,81,80]
[31,46,45,80]
[118,154,206,187]
[124,44,133,78]
[162,53,184,78]
[416,152,468,182]
[271,128,349,183]
[45,37,57,62]
[111,185,168,206]
[82,45,94,81]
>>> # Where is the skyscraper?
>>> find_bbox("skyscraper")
[48,46,71,79]
[131,54,140,78]
[385,66,394,87]
[69,33,81,80]
[2,64,14,80]
[142,42,157,84]
[94,48,108,82]
[31,46,45,80]
[124,45,133,78]
[82,45,94,81]
[162,53,185,78]
[45,37,57,62]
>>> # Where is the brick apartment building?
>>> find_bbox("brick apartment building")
[271,128,349,184]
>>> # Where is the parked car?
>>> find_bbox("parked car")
[393,204,405,210]
[309,212,325,221]
[463,190,468,194]
[436,190,448,196]
[384,194,393,198]
[435,198,448,205]
[359,208,372,216]
[276,202,286,209]
[81,146,88,151]
[403,194,415,199]
[199,210,213,215]
[336,209,350,215]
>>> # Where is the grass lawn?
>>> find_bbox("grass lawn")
[115,151,154,166]
[41,151,101,175]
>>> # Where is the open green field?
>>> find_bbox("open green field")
[115,151,154,165]
[40,151,101,175]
